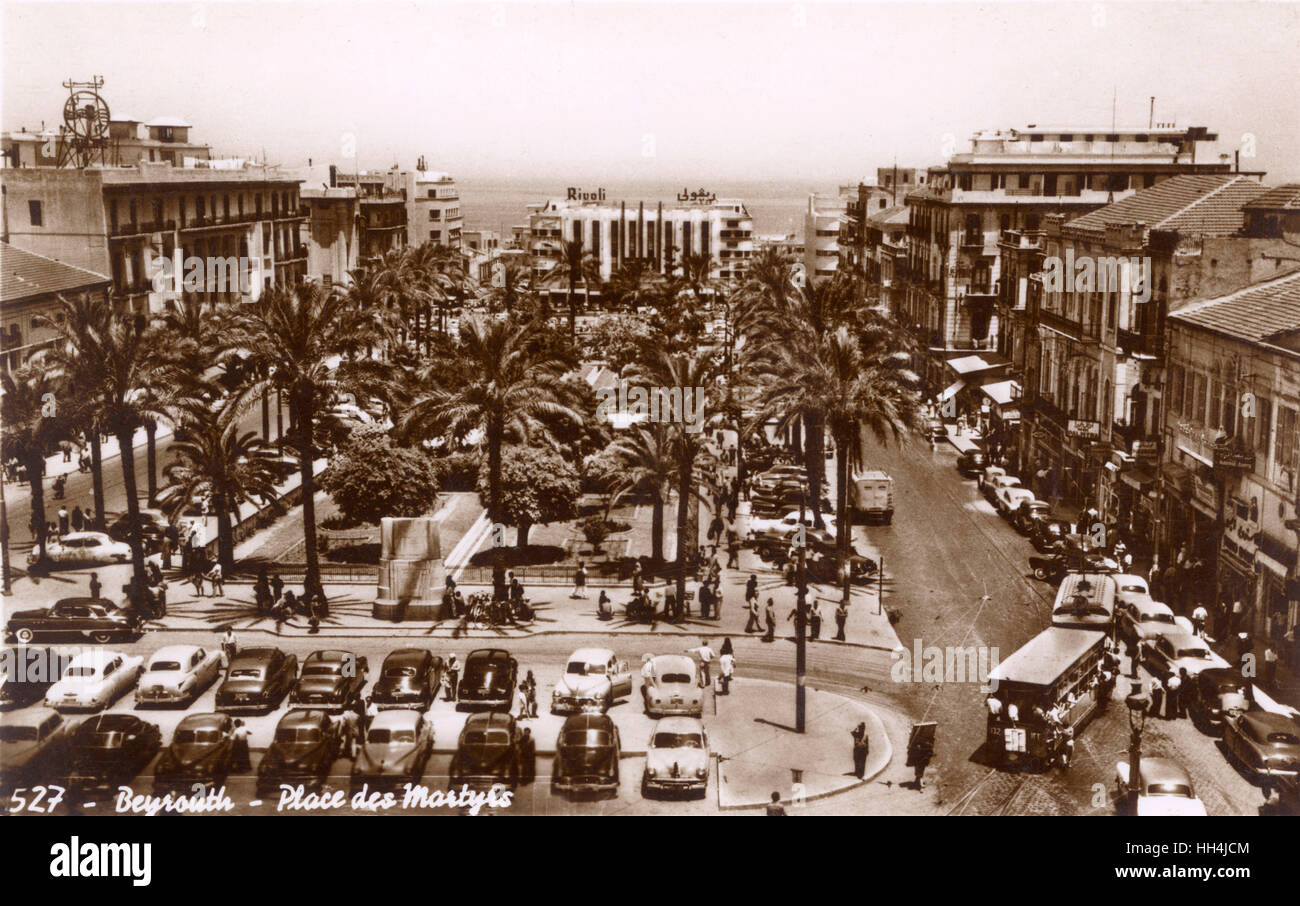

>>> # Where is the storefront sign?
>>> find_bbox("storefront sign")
[566,187,607,202]
[1213,443,1256,471]
[1191,473,1218,512]
[1068,419,1099,439]
[676,187,717,204]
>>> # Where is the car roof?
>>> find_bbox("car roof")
[1114,574,1148,588]
[569,648,614,663]
[560,713,615,731]
[383,648,430,663]
[369,709,421,730]
[176,712,227,730]
[1139,757,1192,786]
[467,648,512,661]
[1134,600,1173,617]
[1197,667,1245,684]
[59,532,111,541]
[78,713,145,732]
[1240,711,1298,733]
[464,711,515,731]
[278,709,329,729]
[0,706,61,728]
[1160,630,1203,648]
[53,597,105,607]
[651,655,696,673]
[66,649,121,667]
[653,716,705,733]
[232,647,280,662]
[305,649,352,663]
[149,645,201,662]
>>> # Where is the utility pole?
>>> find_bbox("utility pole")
[795,488,808,733]
[0,470,11,595]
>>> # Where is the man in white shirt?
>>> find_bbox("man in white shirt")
[689,640,715,689]
[719,651,735,695]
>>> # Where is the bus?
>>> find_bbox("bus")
[985,626,1110,770]
[1051,572,1117,630]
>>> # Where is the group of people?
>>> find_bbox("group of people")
[251,567,328,631]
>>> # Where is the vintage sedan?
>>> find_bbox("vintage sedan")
[135,645,223,707]
[641,716,710,798]
[1011,499,1053,534]
[214,647,299,713]
[27,531,131,567]
[6,597,142,645]
[1115,757,1208,816]
[552,713,621,796]
[106,509,169,552]
[955,449,987,477]
[1189,668,1254,732]
[642,655,703,717]
[290,650,369,711]
[66,713,162,792]
[1030,518,1073,553]
[1223,711,1300,782]
[994,485,1036,518]
[983,473,1022,504]
[978,465,1008,496]
[1,647,66,710]
[805,552,878,586]
[257,709,341,793]
[1142,631,1229,681]
[371,649,439,710]
[746,509,835,540]
[552,648,632,714]
[0,708,67,790]
[352,709,432,787]
[458,648,518,711]
[449,711,536,790]
[44,650,144,712]
[1115,599,1188,647]
[153,712,237,792]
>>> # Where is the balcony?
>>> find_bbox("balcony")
[1033,395,1068,430]
[1037,307,1082,341]
[999,229,1045,249]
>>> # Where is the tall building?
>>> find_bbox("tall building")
[838,168,925,286]
[527,188,754,304]
[902,124,1236,387]
[1,241,111,369]
[2,159,307,317]
[408,167,462,250]
[3,115,213,169]
[331,168,409,266]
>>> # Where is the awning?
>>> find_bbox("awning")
[981,379,1020,407]
[996,408,1021,423]
[1121,468,1155,491]
[947,354,1005,376]
[1177,444,1214,468]
[1162,461,1191,493]
[940,379,965,402]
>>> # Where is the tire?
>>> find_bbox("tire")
[15,628,34,644]
[641,776,650,798]
[1033,566,1049,581]
[91,631,112,644]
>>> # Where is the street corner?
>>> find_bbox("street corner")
[711,677,894,810]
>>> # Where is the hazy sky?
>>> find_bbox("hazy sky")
[4,1,1299,182]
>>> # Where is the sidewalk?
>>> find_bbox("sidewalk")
[2,422,176,500]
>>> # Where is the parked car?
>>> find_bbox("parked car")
[371,648,440,710]
[0,708,67,790]
[955,449,987,477]
[135,645,223,707]
[1011,499,1053,534]
[642,655,703,717]
[450,711,536,790]
[106,509,169,552]
[1142,631,1230,681]
[5,597,142,645]
[44,649,144,712]
[215,647,299,713]
[805,552,878,586]
[257,709,342,794]
[458,649,518,711]
[754,465,806,490]
[978,465,1008,496]
[995,486,1037,518]
[0,647,66,710]
[290,650,369,711]
[1115,757,1208,816]
[1223,711,1300,782]
[1188,667,1254,733]
[552,713,621,796]
[66,713,162,792]
[1030,518,1073,553]
[352,709,432,787]
[153,712,237,792]
[984,474,1023,505]
[27,532,131,567]
[1113,575,1153,610]
[642,717,710,799]
[552,648,632,714]
[1115,598,1189,646]
[924,418,946,442]
[746,509,835,540]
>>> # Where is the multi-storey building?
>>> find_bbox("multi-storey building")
[1162,269,1300,634]
[2,159,307,317]
[1,241,111,370]
[805,192,849,283]
[2,115,212,169]
[902,125,1234,389]
[408,168,462,250]
[527,189,754,304]
[838,169,924,283]
[331,168,409,267]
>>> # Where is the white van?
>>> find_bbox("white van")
[850,470,894,524]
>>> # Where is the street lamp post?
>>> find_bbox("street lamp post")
[0,472,11,595]
[1124,685,1149,815]
[795,489,808,734]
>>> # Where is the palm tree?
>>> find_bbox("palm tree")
[229,281,391,599]
[546,239,603,340]
[681,252,714,308]
[759,324,920,599]
[625,349,721,610]
[37,292,112,530]
[398,316,579,599]
[604,260,654,313]
[1,361,69,564]
[156,400,284,570]
[606,421,676,564]
[485,260,532,315]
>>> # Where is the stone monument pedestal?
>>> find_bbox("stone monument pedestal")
[373,517,444,621]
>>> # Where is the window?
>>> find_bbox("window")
[429,210,440,221]
[1276,405,1298,476]
[1257,396,1272,454]
[1169,364,1184,415]
[431,230,440,241]
[28,200,43,226]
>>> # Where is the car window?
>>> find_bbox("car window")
[175,727,223,745]
[366,728,393,744]
[1177,647,1209,659]
[229,667,263,678]
[276,727,321,744]
[1144,613,1174,624]
[1146,782,1192,798]
[385,665,417,677]
[149,661,183,673]
[563,729,610,747]
[0,726,39,742]
[661,673,692,684]
[1266,732,1300,745]
[65,665,98,678]
[390,729,416,744]
[653,732,703,749]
